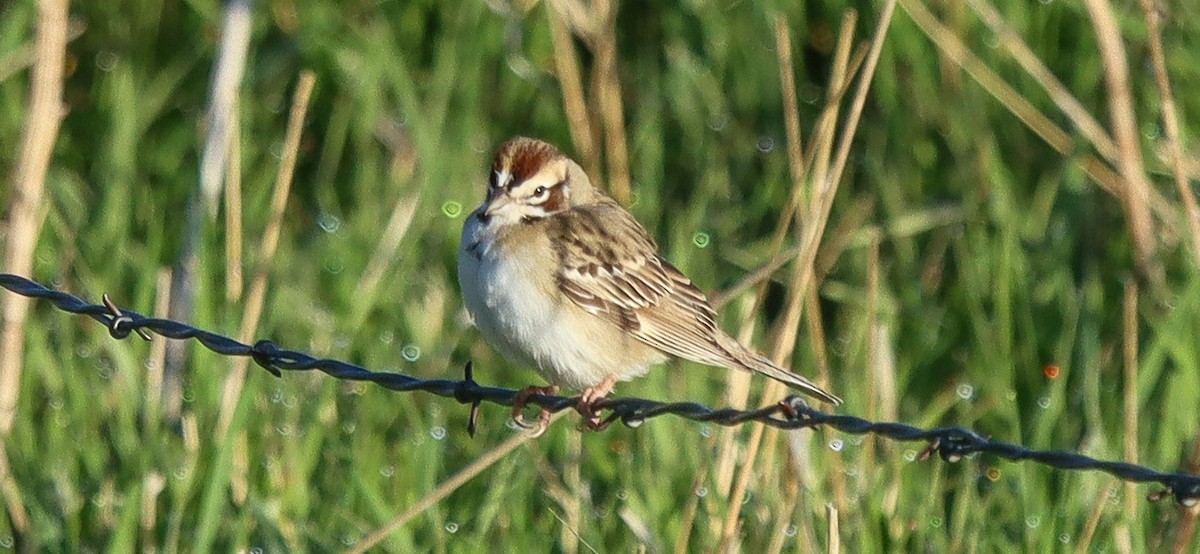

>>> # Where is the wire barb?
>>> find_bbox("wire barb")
[102,293,152,341]
[3,272,1199,507]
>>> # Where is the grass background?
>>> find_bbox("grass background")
[2,0,1199,551]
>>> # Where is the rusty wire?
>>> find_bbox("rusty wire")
[3,272,1198,507]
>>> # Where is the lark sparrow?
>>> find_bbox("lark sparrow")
[458,137,841,431]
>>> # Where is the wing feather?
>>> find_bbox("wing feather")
[551,201,733,365]
[548,198,842,405]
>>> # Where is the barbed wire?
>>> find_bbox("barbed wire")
[3,272,1199,507]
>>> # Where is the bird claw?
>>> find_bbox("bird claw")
[512,385,558,437]
[576,375,619,431]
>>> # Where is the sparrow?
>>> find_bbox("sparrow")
[458,137,841,432]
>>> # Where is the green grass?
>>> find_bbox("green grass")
[2,0,1199,551]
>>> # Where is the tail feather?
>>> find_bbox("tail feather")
[747,353,843,406]
[714,333,842,405]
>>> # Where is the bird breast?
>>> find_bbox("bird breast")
[457,212,662,388]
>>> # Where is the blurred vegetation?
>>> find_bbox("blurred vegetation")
[1,0,1199,551]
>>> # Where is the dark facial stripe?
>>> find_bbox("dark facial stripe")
[538,182,567,213]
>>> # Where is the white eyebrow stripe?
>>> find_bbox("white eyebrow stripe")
[492,170,511,189]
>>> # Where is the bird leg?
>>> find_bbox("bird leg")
[577,374,620,431]
[511,384,559,437]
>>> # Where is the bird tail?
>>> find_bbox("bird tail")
[746,353,842,406]
[715,334,842,405]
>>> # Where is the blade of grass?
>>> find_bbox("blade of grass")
[348,192,420,331]
[346,413,567,554]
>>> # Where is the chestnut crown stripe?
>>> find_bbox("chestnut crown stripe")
[494,137,562,186]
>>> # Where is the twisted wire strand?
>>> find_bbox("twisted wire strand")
[3,273,1198,507]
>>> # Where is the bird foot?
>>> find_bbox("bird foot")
[576,375,620,431]
[512,385,559,437]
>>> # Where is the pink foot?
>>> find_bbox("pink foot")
[512,385,559,437]
[577,374,620,431]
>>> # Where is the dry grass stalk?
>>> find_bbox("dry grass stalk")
[163,0,256,421]
[827,502,841,554]
[0,17,84,84]
[672,463,708,554]
[1076,483,1116,554]
[547,0,600,179]
[215,71,316,437]
[351,193,419,319]
[199,0,252,216]
[1121,280,1139,537]
[139,471,167,550]
[710,295,756,503]
[592,0,631,205]
[963,0,1118,162]
[224,96,245,301]
[1082,0,1160,287]
[805,282,849,517]
[0,448,28,533]
[710,16,861,308]
[807,12,859,224]
[863,233,883,465]
[775,14,807,209]
[562,432,583,554]
[761,8,877,481]
[717,207,805,551]
[1135,0,1200,268]
[898,0,1177,227]
[754,238,811,471]
[718,3,898,548]
[822,1,895,206]
[144,268,173,430]
[764,477,801,554]
[707,15,830,505]
[710,12,854,545]
[0,0,69,437]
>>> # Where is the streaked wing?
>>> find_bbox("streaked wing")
[551,201,734,367]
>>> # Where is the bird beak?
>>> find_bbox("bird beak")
[483,194,514,219]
